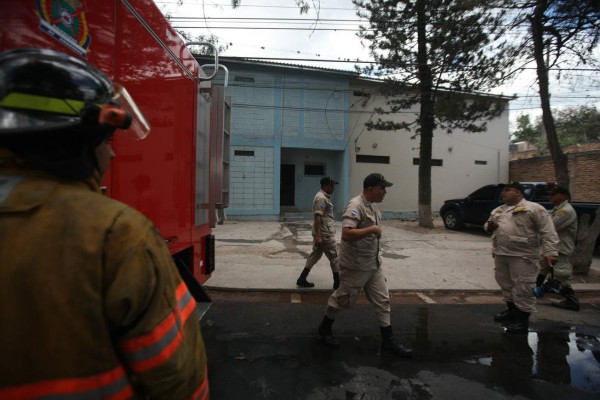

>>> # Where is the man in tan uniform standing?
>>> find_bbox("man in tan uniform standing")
[317,173,412,357]
[486,182,559,334]
[536,186,579,311]
[296,176,340,289]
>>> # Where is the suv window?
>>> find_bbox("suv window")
[532,185,550,202]
[469,186,497,201]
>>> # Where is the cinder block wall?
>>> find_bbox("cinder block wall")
[509,150,600,202]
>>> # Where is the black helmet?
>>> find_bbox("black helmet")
[0,48,150,179]
[0,48,115,135]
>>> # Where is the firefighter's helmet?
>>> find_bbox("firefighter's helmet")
[0,48,149,139]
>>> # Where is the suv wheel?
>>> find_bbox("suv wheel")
[443,211,463,230]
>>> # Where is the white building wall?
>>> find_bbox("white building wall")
[348,82,510,214]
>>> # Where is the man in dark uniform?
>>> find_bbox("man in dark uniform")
[317,173,412,357]
[296,176,340,289]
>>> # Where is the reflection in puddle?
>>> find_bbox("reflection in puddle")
[466,332,600,392]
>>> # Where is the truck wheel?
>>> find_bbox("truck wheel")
[443,211,463,230]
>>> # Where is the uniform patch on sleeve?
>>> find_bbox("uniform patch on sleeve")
[351,209,358,217]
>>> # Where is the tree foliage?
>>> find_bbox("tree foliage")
[506,0,600,187]
[511,105,600,148]
[555,106,600,145]
[176,31,229,56]
[511,114,539,143]
[354,0,518,227]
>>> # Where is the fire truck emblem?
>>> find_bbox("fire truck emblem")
[35,0,91,58]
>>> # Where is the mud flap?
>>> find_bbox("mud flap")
[173,254,212,320]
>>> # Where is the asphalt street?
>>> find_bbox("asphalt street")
[201,219,600,399]
[202,302,600,400]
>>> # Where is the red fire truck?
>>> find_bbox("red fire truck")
[1,0,229,300]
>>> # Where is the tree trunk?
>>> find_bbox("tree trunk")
[416,0,434,228]
[532,1,570,187]
[571,209,600,275]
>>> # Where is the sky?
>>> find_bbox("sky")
[157,0,600,131]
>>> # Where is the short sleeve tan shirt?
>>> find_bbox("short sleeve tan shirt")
[312,189,335,238]
[338,194,381,270]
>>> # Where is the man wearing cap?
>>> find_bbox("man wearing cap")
[486,182,559,334]
[317,173,412,357]
[536,186,579,311]
[296,176,340,289]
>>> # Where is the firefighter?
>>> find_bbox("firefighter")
[486,182,559,334]
[0,49,208,399]
[537,186,580,311]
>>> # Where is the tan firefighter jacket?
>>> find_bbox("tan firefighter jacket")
[0,148,208,399]
[486,198,559,259]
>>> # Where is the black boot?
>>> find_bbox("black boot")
[536,274,546,287]
[318,316,340,349]
[505,308,530,334]
[552,287,580,311]
[332,272,340,290]
[380,325,413,358]
[494,301,517,322]
[296,268,314,288]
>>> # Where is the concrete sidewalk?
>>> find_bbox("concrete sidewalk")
[205,218,600,292]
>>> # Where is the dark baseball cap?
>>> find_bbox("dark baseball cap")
[320,176,338,185]
[363,173,393,188]
[504,181,525,195]
[548,186,570,197]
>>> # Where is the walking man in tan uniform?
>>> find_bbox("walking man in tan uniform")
[296,176,340,289]
[536,186,579,311]
[317,173,412,357]
[486,182,559,334]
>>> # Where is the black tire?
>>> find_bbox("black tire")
[442,210,463,230]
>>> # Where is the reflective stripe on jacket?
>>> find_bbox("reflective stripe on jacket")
[0,149,208,399]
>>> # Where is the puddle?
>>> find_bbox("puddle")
[465,331,600,392]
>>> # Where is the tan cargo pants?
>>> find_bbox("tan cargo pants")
[305,238,339,273]
[539,254,573,288]
[325,267,391,326]
[494,254,539,313]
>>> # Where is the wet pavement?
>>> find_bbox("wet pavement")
[203,219,600,398]
[202,302,600,400]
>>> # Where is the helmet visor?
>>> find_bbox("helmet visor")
[111,83,150,140]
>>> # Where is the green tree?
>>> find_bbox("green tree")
[555,105,600,146]
[511,113,541,143]
[507,0,600,187]
[354,0,517,227]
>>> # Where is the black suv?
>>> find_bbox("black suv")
[439,182,551,230]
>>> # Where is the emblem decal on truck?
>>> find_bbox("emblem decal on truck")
[35,0,91,58]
